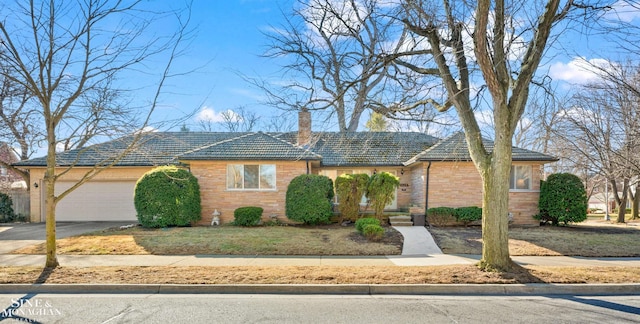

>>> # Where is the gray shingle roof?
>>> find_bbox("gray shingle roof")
[280,132,439,167]
[405,132,558,165]
[13,131,556,168]
[179,132,321,160]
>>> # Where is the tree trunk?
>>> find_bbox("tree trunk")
[44,132,59,268]
[478,133,512,272]
[617,178,629,223]
[631,185,639,220]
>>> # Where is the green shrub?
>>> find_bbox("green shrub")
[537,173,587,226]
[233,206,263,226]
[134,166,202,228]
[335,173,369,221]
[362,224,384,241]
[286,174,334,225]
[454,206,482,226]
[355,217,381,233]
[366,172,400,219]
[427,207,456,226]
[0,193,15,222]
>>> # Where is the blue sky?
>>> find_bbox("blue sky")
[142,1,640,133]
[158,0,294,130]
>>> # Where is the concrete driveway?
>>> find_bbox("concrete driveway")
[0,221,136,254]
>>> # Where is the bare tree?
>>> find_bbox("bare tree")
[0,63,42,183]
[560,62,640,223]
[0,0,191,267]
[400,0,608,271]
[197,106,261,132]
[256,0,437,132]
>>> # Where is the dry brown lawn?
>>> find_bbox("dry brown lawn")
[13,225,402,256]
[1,265,639,284]
[430,222,640,257]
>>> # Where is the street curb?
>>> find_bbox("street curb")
[1,283,639,295]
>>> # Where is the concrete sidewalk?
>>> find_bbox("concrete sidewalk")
[2,253,640,267]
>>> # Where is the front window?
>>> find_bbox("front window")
[227,164,276,190]
[510,165,532,190]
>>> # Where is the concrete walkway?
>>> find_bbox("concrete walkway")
[392,226,443,255]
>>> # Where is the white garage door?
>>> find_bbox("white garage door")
[52,181,137,222]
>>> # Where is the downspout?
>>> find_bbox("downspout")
[425,161,431,215]
[306,160,310,174]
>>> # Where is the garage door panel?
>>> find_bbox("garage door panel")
[54,181,137,222]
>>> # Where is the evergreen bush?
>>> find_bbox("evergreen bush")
[362,224,384,241]
[0,193,15,222]
[427,207,456,226]
[134,166,202,228]
[285,174,334,225]
[335,173,369,221]
[454,206,482,226]
[355,217,380,233]
[365,172,399,219]
[537,173,587,225]
[233,206,263,226]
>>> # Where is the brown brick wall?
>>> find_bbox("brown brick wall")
[188,160,308,225]
[420,161,543,226]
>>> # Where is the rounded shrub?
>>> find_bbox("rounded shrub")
[285,174,334,225]
[427,207,456,226]
[537,173,587,226]
[335,173,369,221]
[134,166,201,228]
[454,206,482,226]
[355,217,380,233]
[0,193,15,222]
[362,224,384,241]
[366,172,400,219]
[234,206,263,226]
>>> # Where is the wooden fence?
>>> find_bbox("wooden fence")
[8,189,30,218]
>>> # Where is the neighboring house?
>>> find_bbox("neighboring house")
[0,142,24,192]
[14,111,556,225]
[588,192,630,213]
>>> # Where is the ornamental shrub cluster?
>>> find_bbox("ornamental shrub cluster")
[355,217,380,233]
[362,224,384,241]
[0,193,15,222]
[285,174,334,225]
[334,173,369,221]
[233,206,263,226]
[426,207,456,226]
[366,172,400,219]
[134,166,202,228]
[427,206,482,226]
[454,206,482,226]
[537,173,587,226]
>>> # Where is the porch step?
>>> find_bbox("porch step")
[388,215,413,226]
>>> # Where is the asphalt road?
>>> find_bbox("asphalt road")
[1,294,639,323]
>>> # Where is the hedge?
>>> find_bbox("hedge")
[233,206,263,226]
[286,174,334,225]
[134,166,202,228]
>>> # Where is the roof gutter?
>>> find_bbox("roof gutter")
[425,161,431,220]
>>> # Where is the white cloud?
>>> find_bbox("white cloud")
[608,1,640,22]
[549,57,613,84]
[195,106,241,122]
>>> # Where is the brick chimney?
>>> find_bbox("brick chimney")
[297,108,311,146]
